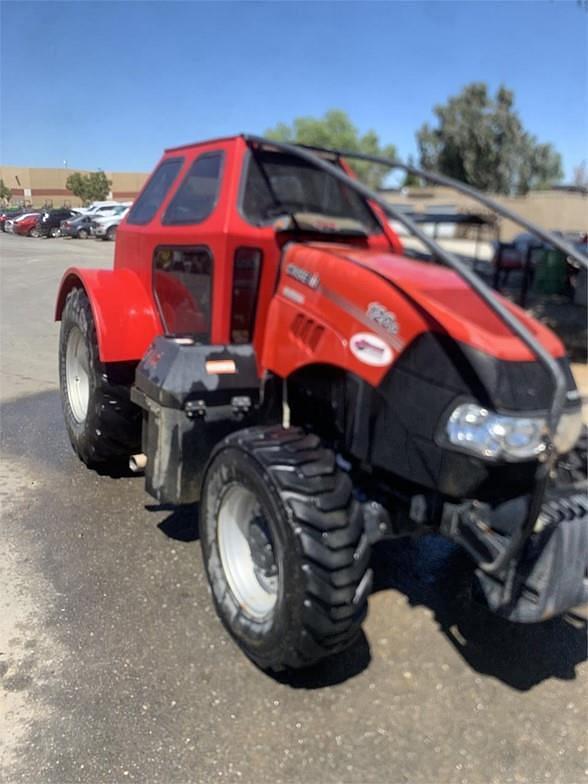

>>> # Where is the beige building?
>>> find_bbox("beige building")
[382,185,587,241]
[1,164,586,239]
[0,165,148,207]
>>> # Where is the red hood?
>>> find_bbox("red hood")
[308,244,564,361]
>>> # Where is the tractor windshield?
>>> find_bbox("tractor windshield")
[242,148,381,236]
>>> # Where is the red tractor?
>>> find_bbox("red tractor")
[55,135,587,671]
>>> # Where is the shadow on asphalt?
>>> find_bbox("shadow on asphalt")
[2,389,586,691]
[371,535,587,692]
[146,503,200,542]
[268,632,372,688]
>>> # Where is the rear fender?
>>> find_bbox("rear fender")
[55,267,163,363]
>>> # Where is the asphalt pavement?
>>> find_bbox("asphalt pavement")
[0,232,586,784]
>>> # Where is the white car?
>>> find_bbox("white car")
[91,206,129,240]
[76,201,131,218]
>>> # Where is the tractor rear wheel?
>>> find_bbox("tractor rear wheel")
[200,426,372,670]
[59,286,141,466]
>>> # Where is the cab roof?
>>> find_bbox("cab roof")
[164,135,239,153]
[164,134,340,161]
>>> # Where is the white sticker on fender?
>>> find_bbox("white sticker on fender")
[349,332,393,367]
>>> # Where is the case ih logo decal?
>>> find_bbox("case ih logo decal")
[367,302,399,336]
[286,263,320,289]
[350,333,393,367]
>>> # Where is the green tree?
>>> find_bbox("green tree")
[0,178,11,203]
[402,155,421,188]
[265,109,396,189]
[416,83,562,195]
[66,171,111,204]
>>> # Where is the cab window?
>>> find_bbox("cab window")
[241,149,380,234]
[127,157,183,225]
[153,246,212,339]
[230,248,262,344]
[163,152,224,225]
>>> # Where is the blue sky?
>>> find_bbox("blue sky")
[1,1,586,179]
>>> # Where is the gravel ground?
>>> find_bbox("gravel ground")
[0,232,586,784]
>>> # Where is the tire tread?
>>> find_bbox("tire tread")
[60,286,140,464]
[219,425,372,668]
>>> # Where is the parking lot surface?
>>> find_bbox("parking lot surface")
[1,232,587,784]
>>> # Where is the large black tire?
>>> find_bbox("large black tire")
[200,426,372,670]
[59,286,141,466]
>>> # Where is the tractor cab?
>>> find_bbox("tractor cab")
[113,136,398,359]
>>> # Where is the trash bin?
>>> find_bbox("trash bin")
[533,249,568,296]
[574,265,587,306]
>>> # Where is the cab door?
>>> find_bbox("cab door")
[117,140,236,345]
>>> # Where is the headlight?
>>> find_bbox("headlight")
[445,403,546,460]
[554,407,583,454]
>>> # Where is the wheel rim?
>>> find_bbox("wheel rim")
[79,229,88,239]
[65,326,90,423]
[51,227,59,237]
[217,483,278,619]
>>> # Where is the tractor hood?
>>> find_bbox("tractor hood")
[303,243,564,362]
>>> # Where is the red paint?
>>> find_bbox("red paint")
[54,267,162,362]
[13,214,40,236]
[54,135,565,377]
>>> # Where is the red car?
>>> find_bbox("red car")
[13,212,41,237]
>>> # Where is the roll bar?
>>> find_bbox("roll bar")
[244,134,577,439]
[294,141,587,268]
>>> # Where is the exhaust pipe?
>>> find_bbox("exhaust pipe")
[129,453,147,473]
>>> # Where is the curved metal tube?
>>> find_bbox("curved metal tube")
[294,142,588,268]
[244,134,568,436]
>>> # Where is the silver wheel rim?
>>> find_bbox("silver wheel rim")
[217,484,278,619]
[65,326,90,423]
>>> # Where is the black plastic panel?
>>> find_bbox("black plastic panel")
[344,333,579,499]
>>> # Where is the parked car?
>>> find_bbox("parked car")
[13,213,41,237]
[60,214,94,239]
[91,206,129,240]
[5,212,39,233]
[76,201,130,217]
[1,210,25,231]
[37,208,78,238]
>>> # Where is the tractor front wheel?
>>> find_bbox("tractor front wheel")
[200,426,372,670]
[59,286,140,466]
